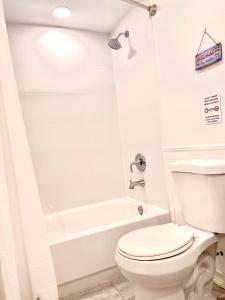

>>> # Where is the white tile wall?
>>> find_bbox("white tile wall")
[7,24,125,215]
[111,8,169,210]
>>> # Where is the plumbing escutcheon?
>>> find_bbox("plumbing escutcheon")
[135,153,146,172]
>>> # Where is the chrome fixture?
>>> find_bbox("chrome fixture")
[121,0,157,17]
[130,153,146,173]
[138,205,144,215]
[129,179,145,189]
[108,31,129,50]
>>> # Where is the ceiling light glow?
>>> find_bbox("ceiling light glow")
[53,7,71,18]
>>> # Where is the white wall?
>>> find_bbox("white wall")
[111,8,169,210]
[151,0,225,229]
[153,0,225,148]
[152,0,225,282]
[7,23,125,215]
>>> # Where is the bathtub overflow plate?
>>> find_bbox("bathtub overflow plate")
[138,205,144,215]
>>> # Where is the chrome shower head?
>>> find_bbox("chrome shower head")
[108,38,122,50]
[108,31,129,50]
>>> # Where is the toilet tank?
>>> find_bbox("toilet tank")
[170,160,225,233]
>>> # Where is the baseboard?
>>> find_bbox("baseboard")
[214,270,225,289]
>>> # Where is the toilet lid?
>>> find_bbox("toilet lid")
[118,223,195,261]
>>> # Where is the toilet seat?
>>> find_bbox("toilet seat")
[116,225,217,287]
[118,223,195,261]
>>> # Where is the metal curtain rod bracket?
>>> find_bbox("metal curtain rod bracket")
[122,0,157,17]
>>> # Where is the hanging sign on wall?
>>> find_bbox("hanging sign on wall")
[195,29,222,71]
[196,43,222,70]
[203,94,222,125]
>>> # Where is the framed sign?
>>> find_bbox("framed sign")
[196,43,222,70]
[195,29,222,71]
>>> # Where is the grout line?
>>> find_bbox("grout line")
[109,280,125,300]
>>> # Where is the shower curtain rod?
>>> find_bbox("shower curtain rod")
[121,0,157,16]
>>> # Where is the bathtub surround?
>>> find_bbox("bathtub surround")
[7,23,125,215]
[111,7,169,211]
[4,12,172,294]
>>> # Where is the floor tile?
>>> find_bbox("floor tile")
[60,277,225,300]
[110,275,135,300]
[60,282,123,300]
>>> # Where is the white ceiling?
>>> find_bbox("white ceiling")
[3,0,132,33]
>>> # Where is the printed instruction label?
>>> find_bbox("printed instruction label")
[204,94,222,125]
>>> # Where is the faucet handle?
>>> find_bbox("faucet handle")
[130,161,139,173]
[130,153,146,173]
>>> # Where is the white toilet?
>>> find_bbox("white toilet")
[116,160,225,300]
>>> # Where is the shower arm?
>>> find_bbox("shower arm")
[121,0,157,16]
[115,31,129,39]
[116,32,125,39]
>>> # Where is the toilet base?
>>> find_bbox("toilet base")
[135,285,185,300]
[122,243,218,300]
[184,244,217,300]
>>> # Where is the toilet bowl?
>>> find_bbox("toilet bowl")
[116,223,218,300]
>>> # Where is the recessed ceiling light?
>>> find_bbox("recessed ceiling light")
[53,7,71,18]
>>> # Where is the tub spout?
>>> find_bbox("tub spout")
[129,179,145,189]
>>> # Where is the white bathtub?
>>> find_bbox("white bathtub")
[45,197,170,285]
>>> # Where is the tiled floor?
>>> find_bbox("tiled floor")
[60,276,225,300]
[60,275,134,300]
